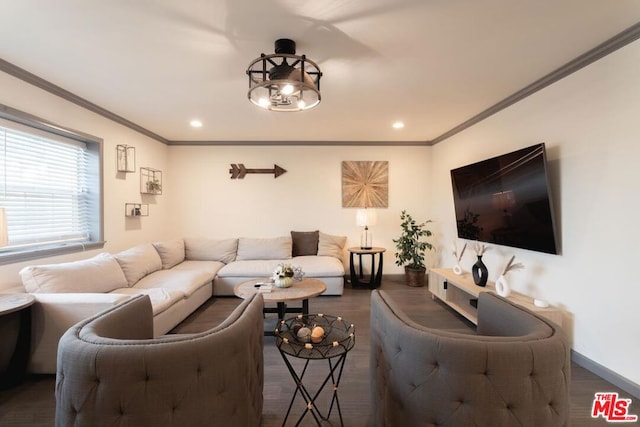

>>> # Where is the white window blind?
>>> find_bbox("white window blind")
[0,121,90,249]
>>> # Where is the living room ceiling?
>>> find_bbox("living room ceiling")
[1,1,640,144]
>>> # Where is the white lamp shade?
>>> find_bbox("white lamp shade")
[0,208,8,247]
[356,208,377,227]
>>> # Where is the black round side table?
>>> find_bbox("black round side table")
[275,313,355,426]
[0,293,35,389]
[348,246,386,289]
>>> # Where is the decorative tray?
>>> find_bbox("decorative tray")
[275,314,355,359]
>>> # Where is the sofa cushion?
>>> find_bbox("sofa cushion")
[114,243,163,287]
[110,287,184,316]
[171,260,226,275]
[133,267,217,298]
[217,260,283,277]
[291,230,319,256]
[317,232,347,259]
[184,238,238,264]
[236,236,292,260]
[153,239,185,269]
[292,255,345,276]
[20,253,127,294]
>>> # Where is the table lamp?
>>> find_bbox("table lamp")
[356,208,377,249]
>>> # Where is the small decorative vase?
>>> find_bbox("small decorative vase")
[472,256,488,287]
[274,276,294,288]
[495,274,511,297]
[453,263,463,275]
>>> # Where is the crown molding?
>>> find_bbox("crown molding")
[430,21,640,145]
[167,140,430,146]
[0,58,169,144]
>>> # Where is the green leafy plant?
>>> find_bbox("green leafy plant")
[393,210,433,269]
[146,179,162,193]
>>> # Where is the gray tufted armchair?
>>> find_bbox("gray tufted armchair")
[55,293,264,427]
[370,290,570,427]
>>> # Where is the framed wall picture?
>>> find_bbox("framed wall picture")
[116,144,135,172]
[341,161,389,208]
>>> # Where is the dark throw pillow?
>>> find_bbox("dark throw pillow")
[291,230,320,257]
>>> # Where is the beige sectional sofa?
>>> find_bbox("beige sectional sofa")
[19,231,346,373]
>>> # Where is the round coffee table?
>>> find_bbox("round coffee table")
[234,278,326,334]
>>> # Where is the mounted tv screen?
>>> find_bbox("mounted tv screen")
[450,143,558,254]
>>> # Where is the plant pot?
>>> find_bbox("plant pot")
[404,266,426,287]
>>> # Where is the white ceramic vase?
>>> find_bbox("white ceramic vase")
[453,263,463,275]
[495,274,511,297]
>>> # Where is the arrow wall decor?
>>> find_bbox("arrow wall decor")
[229,163,287,179]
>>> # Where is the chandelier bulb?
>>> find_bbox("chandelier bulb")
[281,84,294,95]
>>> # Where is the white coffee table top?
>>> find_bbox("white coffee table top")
[234,278,327,303]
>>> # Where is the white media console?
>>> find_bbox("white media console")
[428,268,563,327]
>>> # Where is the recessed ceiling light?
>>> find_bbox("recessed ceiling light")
[392,121,405,129]
[190,119,203,128]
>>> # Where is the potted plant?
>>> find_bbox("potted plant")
[146,179,162,194]
[393,210,433,287]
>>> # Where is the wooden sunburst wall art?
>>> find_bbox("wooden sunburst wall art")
[341,161,389,208]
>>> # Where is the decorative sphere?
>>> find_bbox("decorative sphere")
[297,327,311,342]
[311,326,325,343]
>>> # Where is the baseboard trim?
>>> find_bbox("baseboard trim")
[571,350,640,399]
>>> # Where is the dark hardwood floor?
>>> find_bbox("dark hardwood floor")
[1,278,637,426]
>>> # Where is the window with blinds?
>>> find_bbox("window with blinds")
[0,122,90,248]
[0,106,103,264]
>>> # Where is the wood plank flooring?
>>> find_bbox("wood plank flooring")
[1,278,637,426]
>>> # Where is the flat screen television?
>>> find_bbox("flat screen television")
[450,143,558,254]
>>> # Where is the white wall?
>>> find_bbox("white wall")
[0,71,171,291]
[0,69,432,288]
[166,144,431,273]
[430,40,640,385]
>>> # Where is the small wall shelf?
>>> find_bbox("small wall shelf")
[140,167,162,195]
[125,203,149,217]
[116,145,136,173]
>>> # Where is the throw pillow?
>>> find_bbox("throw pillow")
[114,243,163,287]
[19,252,128,293]
[317,232,347,259]
[184,238,238,264]
[236,236,292,260]
[291,230,319,257]
[152,239,185,269]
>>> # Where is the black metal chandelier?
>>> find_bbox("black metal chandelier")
[247,39,322,112]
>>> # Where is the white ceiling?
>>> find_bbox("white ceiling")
[2,1,640,143]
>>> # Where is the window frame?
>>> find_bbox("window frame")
[0,103,104,265]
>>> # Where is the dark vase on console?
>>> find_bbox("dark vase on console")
[472,255,488,287]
